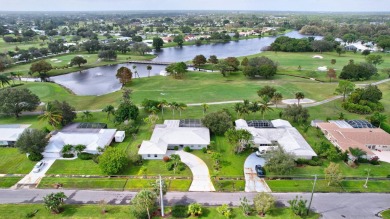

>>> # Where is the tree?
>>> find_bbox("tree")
[327,68,337,82]
[335,80,355,101]
[178,102,187,118]
[271,92,283,108]
[258,96,273,119]
[188,203,202,217]
[264,147,295,175]
[335,46,345,56]
[225,129,252,153]
[146,65,152,77]
[283,104,310,123]
[253,192,275,216]
[74,144,86,154]
[50,101,76,126]
[240,197,252,216]
[202,111,233,135]
[0,75,11,88]
[131,189,157,219]
[43,192,67,214]
[82,40,101,53]
[30,60,53,82]
[102,105,115,120]
[165,62,187,79]
[311,40,334,53]
[331,59,337,65]
[377,37,390,51]
[324,162,343,186]
[349,147,367,162]
[362,49,370,56]
[367,112,388,127]
[288,196,308,216]
[173,35,184,47]
[0,88,40,118]
[15,129,48,155]
[114,101,139,123]
[201,103,209,116]
[150,178,167,203]
[365,54,384,67]
[216,204,232,218]
[81,111,93,121]
[158,99,168,119]
[61,144,74,155]
[241,57,249,67]
[215,60,233,77]
[243,56,278,79]
[339,62,377,80]
[295,92,305,105]
[39,103,63,128]
[70,56,87,68]
[257,86,276,99]
[208,55,218,64]
[143,114,159,130]
[99,147,128,174]
[98,50,117,60]
[168,102,179,118]
[116,66,132,85]
[224,57,240,71]
[192,54,207,69]
[132,42,152,55]
[169,154,182,174]
[152,37,164,51]
[382,68,390,78]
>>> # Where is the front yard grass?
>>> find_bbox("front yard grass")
[0,148,35,174]
[267,179,390,193]
[381,209,390,219]
[125,179,191,191]
[38,177,127,190]
[0,177,22,188]
[46,159,103,175]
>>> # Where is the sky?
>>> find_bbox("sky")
[0,0,390,12]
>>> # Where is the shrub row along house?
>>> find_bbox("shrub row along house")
[0,124,31,146]
[315,120,390,160]
[235,119,317,160]
[138,120,210,159]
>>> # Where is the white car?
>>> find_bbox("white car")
[32,161,45,173]
[255,149,267,157]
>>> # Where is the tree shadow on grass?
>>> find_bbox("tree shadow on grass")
[61,204,82,217]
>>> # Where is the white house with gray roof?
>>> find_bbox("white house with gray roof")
[235,119,317,159]
[0,124,31,146]
[138,120,210,159]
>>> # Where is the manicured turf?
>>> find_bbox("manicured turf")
[0,148,36,174]
[212,179,245,192]
[267,179,390,193]
[125,179,191,191]
[38,177,127,190]
[0,177,22,188]
[0,204,319,219]
[46,159,103,175]
[382,209,390,219]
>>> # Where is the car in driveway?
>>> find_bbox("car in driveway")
[256,149,267,157]
[255,165,265,178]
[32,161,45,173]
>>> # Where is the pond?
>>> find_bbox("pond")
[51,31,321,96]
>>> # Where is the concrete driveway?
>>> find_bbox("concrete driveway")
[12,158,57,189]
[244,153,271,192]
[174,151,215,192]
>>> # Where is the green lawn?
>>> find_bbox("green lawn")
[125,179,191,191]
[212,179,245,192]
[382,209,390,219]
[46,159,103,175]
[0,177,22,188]
[267,179,390,193]
[0,148,36,174]
[38,177,127,190]
[0,204,319,219]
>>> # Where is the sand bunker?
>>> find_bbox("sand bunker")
[317,66,328,71]
[312,55,323,59]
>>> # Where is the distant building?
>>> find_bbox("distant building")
[0,124,31,146]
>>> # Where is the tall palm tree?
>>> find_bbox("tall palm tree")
[234,102,244,118]
[146,65,152,77]
[295,92,305,105]
[201,103,209,116]
[178,103,187,118]
[15,72,23,84]
[158,99,168,119]
[258,96,273,120]
[39,103,63,128]
[81,110,93,121]
[9,72,16,85]
[102,105,115,120]
[169,102,179,118]
[271,92,283,108]
[0,75,11,88]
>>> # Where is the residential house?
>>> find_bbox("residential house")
[0,124,31,146]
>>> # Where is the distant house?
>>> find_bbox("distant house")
[316,120,390,159]
[235,119,317,160]
[138,120,210,160]
[0,124,31,146]
[344,45,358,51]
[162,36,173,43]
[43,123,117,158]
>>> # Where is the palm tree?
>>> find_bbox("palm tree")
[169,102,179,118]
[81,110,93,121]
[376,113,388,127]
[295,92,305,105]
[102,105,115,120]
[271,92,283,108]
[39,103,63,128]
[146,65,152,77]
[0,75,11,88]
[158,99,168,119]
[201,103,209,116]
[74,144,86,154]
[61,144,74,155]
[349,147,367,163]
[234,102,244,118]
[242,99,251,118]
[15,72,22,84]
[9,72,16,85]
[258,96,273,119]
[178,103,187,118]
[132,65,139,78]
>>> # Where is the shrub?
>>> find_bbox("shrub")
[370,157,380,165]
[78,152,94,160]
[188,203,202,217]
[92,154,99,164]
[295,158,323,166]
[171,205,188,218]
[202,147,207,153]
[184,146,192,152]
[174,146,179,150]
[178,163,186,171]
[28,152,43,161]
[163,156,170,162]
[166,162,174,171]
[62,153,74,158]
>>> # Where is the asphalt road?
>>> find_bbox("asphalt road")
[0,189,389,219]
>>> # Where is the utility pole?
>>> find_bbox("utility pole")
[307,174,317,216]
[159,175,164,217]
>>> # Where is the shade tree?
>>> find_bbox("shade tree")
[0,88,40,118]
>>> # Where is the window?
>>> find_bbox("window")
[154,154,158,158]
[147,154,151,157]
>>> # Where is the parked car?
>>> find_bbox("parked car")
[255,149,267,157]
[255,165,265,178]
[32,161,45,173]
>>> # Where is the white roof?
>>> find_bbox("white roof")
[235,119,317,157]
[138,120,210,155]
[115,131,125,137]
[45,129,116,153]
[0,124,31,141]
